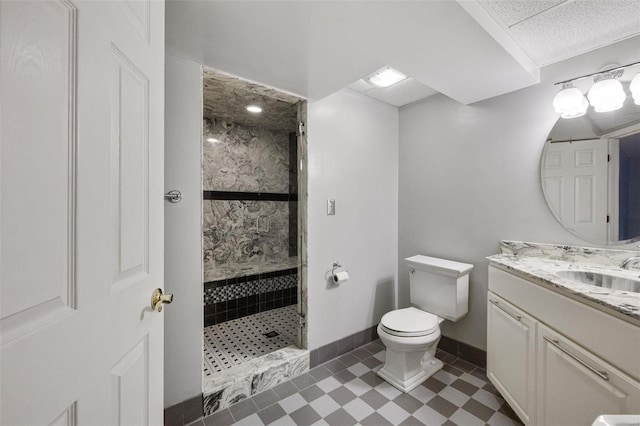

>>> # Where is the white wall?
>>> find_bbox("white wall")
[307,90,399,350]
[398,36,640,351]
[164,54,203,407]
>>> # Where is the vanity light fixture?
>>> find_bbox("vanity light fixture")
[246,105,262,113]
[366,66,407,88]
[553,84,588,119]
[630,72,640,105]
[587,70,626,113]
[553,61,640,119]
[206,138,219,144]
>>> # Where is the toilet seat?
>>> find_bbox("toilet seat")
[380,307,439,337]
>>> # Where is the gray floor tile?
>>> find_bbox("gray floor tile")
[328,386,357,405]
[450,358,475,373]
[462,399,495,422]
[308,366,332,381]
[398,415,426,426]
[470,368,489,382]
[427,395,458,418]
[423,377,447,394]
[252,389,280,410]
[451,378,479,396]
[322,358,348,374]
[202,408,234,426]
[442,364,464,377]
[351,348,372,360]
[273,380,298,399]
[361,355,383,369]
[362,342,383,354]
[333,368,357,384]
[257,403,287,424]
[228,398,258,421]
[338,353,360,367]
[359,389,389,410]
[299,384,325,403]
[292,373,316,391]
[359,370,384,387]
[324,408,358,426]
[392,393,423,414]
[196,344,519,426]
[360,412,394,426]
[289,405,322,426]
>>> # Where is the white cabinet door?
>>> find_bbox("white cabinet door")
[537,324,640,426]
[487,292,536,425]
[1,1,165,424]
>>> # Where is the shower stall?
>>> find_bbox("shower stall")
[200,68,308,415]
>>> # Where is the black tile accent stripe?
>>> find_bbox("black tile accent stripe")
[203,190,298,202]
[204,268,299,326]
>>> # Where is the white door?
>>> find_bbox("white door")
[541,139,609,242]
[1,1,165,425]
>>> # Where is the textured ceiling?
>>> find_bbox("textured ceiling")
[477,0,640,66]
[202,68,300,132]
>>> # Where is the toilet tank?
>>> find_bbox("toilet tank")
[406,255,473,321]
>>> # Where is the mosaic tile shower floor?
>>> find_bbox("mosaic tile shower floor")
[204,305,298,376]
[194,341,523,426]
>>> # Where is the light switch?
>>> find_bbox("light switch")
[327,199,335,215]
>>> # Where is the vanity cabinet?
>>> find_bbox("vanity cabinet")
[536,323,640,426]
[488,266,640,426]
[487,293,536,424]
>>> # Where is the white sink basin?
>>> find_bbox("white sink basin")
[557,270,640,294]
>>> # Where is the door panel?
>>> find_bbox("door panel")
[537,324,640,425]
[487,292,535,425]
[0,0,77,345]
[541,139,608,242]
[1,1,165,424]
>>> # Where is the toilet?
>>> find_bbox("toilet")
[377,255,473,392]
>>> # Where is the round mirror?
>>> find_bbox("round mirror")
[541,93,640,245]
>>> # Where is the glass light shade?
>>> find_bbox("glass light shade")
[246,105,262,113]
[630,72,640,105]
[367,67,407,88]
[587,78,626,112]
[553,86,588,119]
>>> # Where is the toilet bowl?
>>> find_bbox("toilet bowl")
[377,255,473,392]
[377,307,445,392]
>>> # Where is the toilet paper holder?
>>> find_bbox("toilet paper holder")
[332,261,342,274]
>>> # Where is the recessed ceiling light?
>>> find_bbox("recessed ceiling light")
[206,138,219,144]
[246,105,262,113]
[366,66,407,88]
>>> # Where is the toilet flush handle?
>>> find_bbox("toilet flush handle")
[409,267,415,274]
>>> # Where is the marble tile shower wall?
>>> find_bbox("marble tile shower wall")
[203,200,292,282]
[203,118,290,193]
[202,117,299,324]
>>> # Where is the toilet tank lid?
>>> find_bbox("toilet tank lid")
[405,255,473,277]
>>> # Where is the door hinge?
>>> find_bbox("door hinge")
[297,121,305,137]
[608,154,610,162]
[607,215,610,223]
[298,313,306,328]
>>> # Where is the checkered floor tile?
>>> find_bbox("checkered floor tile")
[192,340,524,426]
[203,306,298,375]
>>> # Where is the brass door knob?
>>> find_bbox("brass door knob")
[151,288,173,312]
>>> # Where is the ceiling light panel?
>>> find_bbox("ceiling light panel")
[366,67,407,88]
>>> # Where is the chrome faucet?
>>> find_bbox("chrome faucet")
[621,256,640,270]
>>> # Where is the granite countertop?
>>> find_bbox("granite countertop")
[488,241,640,324]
